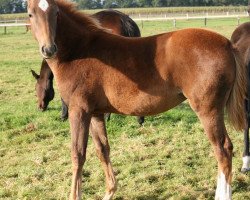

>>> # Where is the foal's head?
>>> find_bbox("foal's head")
[27,0,58,58]
[31,60,54,111]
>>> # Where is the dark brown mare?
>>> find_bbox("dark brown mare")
[231,22,250,173]
[27,0,247,199]
[31,9,144,124]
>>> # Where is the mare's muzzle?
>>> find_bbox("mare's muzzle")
[38,102,47,111]
[41,44,57,58]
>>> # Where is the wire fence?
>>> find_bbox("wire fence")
[0,12,249,34]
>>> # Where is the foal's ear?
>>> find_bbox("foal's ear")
[31,69,40,80]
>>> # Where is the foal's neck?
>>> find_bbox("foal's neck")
[55,10,104,62]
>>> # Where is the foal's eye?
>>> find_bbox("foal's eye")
[28,14,33,18]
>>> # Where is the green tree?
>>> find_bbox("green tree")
[0,0,25,14]
[78,0,94,9]
[137,0,152,7]
[103,0,118,8]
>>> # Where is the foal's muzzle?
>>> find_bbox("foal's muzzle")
[41,44,57,58]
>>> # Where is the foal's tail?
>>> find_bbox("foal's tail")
[226,47,247,131]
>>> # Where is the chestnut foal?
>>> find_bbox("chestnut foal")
[31,9,144,124]
[27,0,246,199]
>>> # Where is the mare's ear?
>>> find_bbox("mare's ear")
[31,69,40,80]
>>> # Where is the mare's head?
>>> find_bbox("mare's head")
[27,0,58,58]
[31,60,55,111]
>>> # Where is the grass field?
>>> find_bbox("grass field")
[0,17,250,200]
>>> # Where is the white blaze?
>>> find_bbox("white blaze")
[38,0,49,12]
[215,172,232,200]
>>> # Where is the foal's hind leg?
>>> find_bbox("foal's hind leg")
[195,109,232,200]
[90,114,117,200]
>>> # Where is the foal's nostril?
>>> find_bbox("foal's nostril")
[41,46,45,54]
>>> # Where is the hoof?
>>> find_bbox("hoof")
[137,116,145,126]
[241,167,250,173]
[61,116,68,121]
[105,113,111,121]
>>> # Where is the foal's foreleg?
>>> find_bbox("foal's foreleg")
[198,111,232,200]
[90,114,117,200]
[69,108,91,200]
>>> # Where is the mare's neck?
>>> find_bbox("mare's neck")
[40,60,53,81]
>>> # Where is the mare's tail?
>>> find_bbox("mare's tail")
[120,13,141,37]
[226,47,247,131]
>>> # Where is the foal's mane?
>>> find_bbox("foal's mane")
[56,0,104,32]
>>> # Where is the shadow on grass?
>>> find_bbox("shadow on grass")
[233,177,250,193]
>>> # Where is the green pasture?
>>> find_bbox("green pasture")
[0,17,250,199]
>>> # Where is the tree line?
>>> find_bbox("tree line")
[0,0,249,14]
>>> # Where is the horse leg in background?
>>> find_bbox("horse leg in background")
[61,98,68,121]
[137,116,145,126]
[90,114,117,200]
[241,60,250,172]
[194,107,232,199]
[105,113,111,121]
[242,99,250,172]
[69,108,91,200]
[105,114,145,126]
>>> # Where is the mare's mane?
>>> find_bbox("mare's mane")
[56,0,105,32]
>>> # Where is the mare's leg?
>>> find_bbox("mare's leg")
[242,100,250,172]
[193,107,232,200]
[61,98,68,121]
[90,114,117,200]
[105,113,111,121]
[137,116,145,126]
[69,108,91,200]
[242,127,250,172]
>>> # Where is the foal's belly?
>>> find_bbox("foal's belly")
[102,87,186,116]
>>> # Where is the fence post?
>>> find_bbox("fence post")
[173,19,176,28]
[4,26,6,34]
[141,20,144,29]
[237,16,240,26]
[204,17,207,26]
